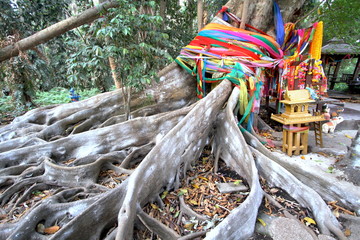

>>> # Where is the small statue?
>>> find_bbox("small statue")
[322,104,331,121]
[306,87,318,100]
[322,116,344,133]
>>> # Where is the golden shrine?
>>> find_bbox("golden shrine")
[271,89,325,156]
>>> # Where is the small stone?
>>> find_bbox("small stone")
[269,217,314,240]
[215,182,248,193]
[318,234,336,240]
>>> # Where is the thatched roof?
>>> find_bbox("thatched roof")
[322,38,359,55]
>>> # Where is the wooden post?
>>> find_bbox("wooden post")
[294,124,301,155]
[240,0,250,29]
[197,0,204,32]
[282,128,287,153]
[352,57,360,81]
[302,129,308,154]
[329,61,342,90]
[287,125,293,156]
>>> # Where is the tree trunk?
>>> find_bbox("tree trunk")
[197,0,204,31]
[159,0,166,30]
[1,1,359,239]
[108,54,121,89]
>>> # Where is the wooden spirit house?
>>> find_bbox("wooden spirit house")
[271,89,325,156]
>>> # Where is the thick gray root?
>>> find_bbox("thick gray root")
[3,188,100,240]
[0,106,195,239]
[0,63,196,144]
[0,105,194,169]
[115,80,233,240]
[206,87,264,240]
[251,147,346,240]
[137,207,181,240]
[242,128,360,215]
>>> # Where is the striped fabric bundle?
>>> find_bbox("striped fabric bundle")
[175,23,283,99]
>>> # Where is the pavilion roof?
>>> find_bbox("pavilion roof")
[322,38,360,56]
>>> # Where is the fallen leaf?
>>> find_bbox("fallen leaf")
[303,217,316,225]
[326,166,334,173]
[233,180,242,185]
[257,218,266,227]
[198,176,208,181]
[44,226,60,234]
[184,223,195,230]
[177,188,188,196]
[36,223,45,233]
[189,200,198,205]
[317,152,329,157]
[345,134,353,139]
[344,228,351,237]
[192,183,199,189]
[269,188,279,194]
[300,156,306,160]
[161,191,168,199]
[150,203,159,210]
[174,211,180,218]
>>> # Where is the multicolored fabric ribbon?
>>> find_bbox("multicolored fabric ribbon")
[175,23,283,98]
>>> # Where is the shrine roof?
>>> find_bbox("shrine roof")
[322,38,360,56]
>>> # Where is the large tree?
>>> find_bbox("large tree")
[0,0,359,239]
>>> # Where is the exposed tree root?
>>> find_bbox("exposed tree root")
[114,80,232,240]
[1,188,100,240]
[252,147,346,239]
[207,87,264,240]
[137,208,181,240]
[242,127,360,215]
[264,192,319,240]
[0,63,196,144]
[179,195,209,221]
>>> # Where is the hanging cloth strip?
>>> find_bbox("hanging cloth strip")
[274,1,285,46]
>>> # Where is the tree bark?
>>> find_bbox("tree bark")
[108,55,121,88]
[197,0,204,32]
[159,0,166,30]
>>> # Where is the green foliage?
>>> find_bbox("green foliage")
[0,96,14,113]
[311,0,360,46]
[0,0,72,107]
[34,87,101,106]
[333,83,348,92]
[34,87,71,106]
[0,96,27,119]
[0,87,101,121]
[66,0,178,91]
